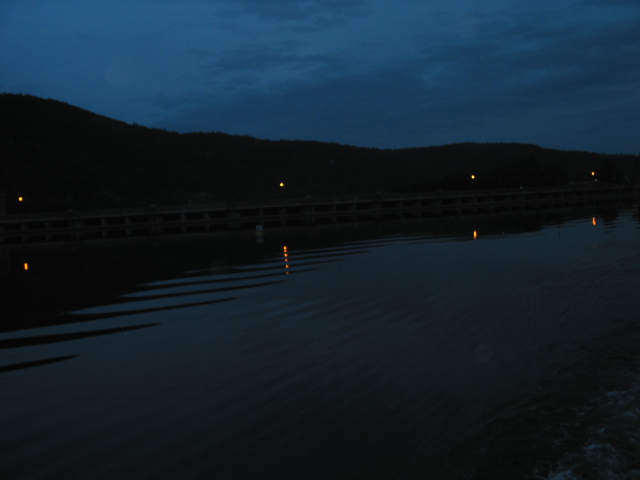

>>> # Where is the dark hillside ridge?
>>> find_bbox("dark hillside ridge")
[2,93,638,214]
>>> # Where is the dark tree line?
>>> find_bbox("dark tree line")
[2,93,638,214]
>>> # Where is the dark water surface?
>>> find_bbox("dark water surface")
[2,208,640,479]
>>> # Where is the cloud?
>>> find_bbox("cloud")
[579,0,640,5]
[144,7,640,153]
[214,0,369,31]
[3,0,638,153]
[224,0,366,19]
[118,0,640,153]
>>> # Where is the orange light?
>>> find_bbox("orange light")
[473,230,478,240]
[591,172,596,176]
[283,246,288,253]
[18,196,23,202]
[279,182,285,187]
[592,217,597,226]
[471,174,476,180]
[24,263,29,271]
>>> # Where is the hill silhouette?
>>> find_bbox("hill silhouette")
[1,93,638,214]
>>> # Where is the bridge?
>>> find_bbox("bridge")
[1,183,639,246]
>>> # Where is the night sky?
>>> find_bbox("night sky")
[1,0,639,153]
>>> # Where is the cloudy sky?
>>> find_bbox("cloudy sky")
[1,0,639,153]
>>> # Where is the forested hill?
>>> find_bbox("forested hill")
[1,93,638,214]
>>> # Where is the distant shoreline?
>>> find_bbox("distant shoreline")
[2,94,639,216]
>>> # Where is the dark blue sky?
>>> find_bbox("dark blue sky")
[1,0,639,153]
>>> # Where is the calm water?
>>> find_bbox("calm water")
[2,208,640,479]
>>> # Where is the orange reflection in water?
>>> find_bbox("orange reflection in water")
[283,246,290,274]
[23,262,29,271]
[592,217,597,226]
[473,230,478,240]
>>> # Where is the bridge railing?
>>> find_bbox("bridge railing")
[2,183,638,223]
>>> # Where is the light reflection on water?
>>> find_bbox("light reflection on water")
[1,209,640,479]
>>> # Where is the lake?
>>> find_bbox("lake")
[2,207,640,479]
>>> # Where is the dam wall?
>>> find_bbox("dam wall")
[1,184,639,246]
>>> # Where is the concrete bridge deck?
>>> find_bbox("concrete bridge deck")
[1,184,639,245]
